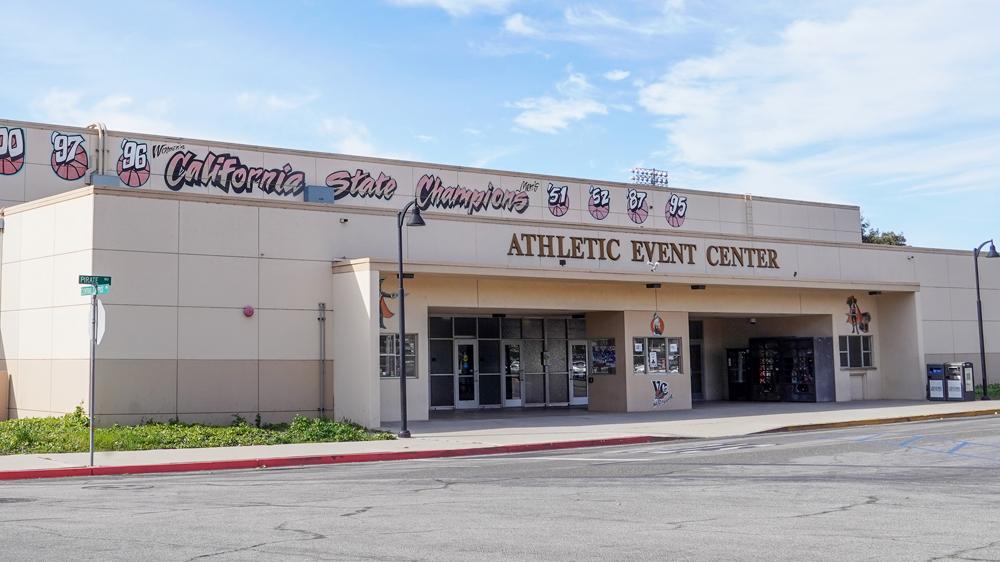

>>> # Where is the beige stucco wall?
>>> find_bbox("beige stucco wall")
[0,371,8,421]
[585,311,627,412]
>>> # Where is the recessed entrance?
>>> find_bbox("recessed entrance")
[429,315,590,410]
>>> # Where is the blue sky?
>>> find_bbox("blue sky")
[3,0,999,250]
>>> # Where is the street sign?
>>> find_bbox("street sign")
[80,285,110,296]
[88,298,107,345]
[79,275,111,286]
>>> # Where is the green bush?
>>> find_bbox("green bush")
[975,383,1000,399]
[0,407,393,455]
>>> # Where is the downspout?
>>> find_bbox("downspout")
[85,122,107,175]
[318,302,327,418]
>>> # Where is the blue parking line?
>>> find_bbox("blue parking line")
[947,441,969,454]
[855,433,884,442]
[899,435,924,447]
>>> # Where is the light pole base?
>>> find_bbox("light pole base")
[981,395,991,400]
[398,429,412,438]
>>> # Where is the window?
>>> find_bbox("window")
[380,333,417,378]
[633,337,683,374]
[839,335,873,368]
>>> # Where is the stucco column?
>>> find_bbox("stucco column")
[332,264,381,428]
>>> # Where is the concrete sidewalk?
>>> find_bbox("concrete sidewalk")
[1,400,998,480]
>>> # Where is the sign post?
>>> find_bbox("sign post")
[79,275,110,467]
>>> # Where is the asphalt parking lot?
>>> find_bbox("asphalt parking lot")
[1,416,998,561]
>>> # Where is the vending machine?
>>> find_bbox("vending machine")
[726,348,751,401]
[944,362,975,401]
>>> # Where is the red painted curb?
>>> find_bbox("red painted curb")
[0,436,654,481]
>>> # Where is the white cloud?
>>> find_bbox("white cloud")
[389,0,512,17]
[510,72,607,134]
[563,5,689,36]
[603,69,630,81]
[235,91,320,111]
[638,0,1000,202]
[34,90,175,135]
[415,134,435,143]
[504,13,540,36]
[320,117,377,156]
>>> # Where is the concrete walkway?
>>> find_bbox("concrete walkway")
[1,400,998,479]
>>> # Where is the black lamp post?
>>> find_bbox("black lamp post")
[974,239,999,400]
[396,200,425,437]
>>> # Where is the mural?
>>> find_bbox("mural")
[163,151,306,196]
[665,193,688,227]
[415,173,530,215]
[50,131,89,181]
[587,185,610,220]
[117,139,150,187]
[650,312,664,335]
[379,278,395,330]
[0,127,25,175]
[626,188,649,224]
[652,380,672,407]
[326,169,398,201]
[846,296,871,334]
[547,183,569,217]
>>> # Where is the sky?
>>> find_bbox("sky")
[2,0,999,250]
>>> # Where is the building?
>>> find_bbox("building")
[0,119,995,428]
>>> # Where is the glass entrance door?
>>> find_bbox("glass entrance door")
[455,341,478,409]
[569,340,589,406]
[503,341,522,407]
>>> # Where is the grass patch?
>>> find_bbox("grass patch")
[975,384,1000,400]
[0,407,394,455]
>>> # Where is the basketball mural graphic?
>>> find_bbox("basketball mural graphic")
[665,192,688,228]
[117,139,150,187]
[588,185,610,220]
[547,183,569,217]
[0,127,26,176]
[626,188,649,224]
[50,131,89,181]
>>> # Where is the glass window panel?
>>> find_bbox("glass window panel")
[633,337,646,374]
[478,317,500,339]
[667,337,682,373]
[523,339,544,373]
[379,334,418,378]
[524,373,546,404]
[479,340,501,373]
[546,340,568,372]
[647,338,667,373]
[429,316,452,339]
[548,372,569,403]
[838,336,848,352]
[430,376,454,407]
[862,351,873,368]
[454,317,477,337]
[545,318,567,339]
[848,336,862,368]
[504,343,521,374]
[501,318,522,339]
[505,374,521,401]
[567,318,586,339]
[523,318,544,339]
[862,336,872,352]
[839,351,849,368]
[479,374,502,405]
[429,339,453,374]
[689,320,704,340]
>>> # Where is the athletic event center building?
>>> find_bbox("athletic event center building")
[0,119,995,429]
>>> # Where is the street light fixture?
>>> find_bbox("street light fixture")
[973,239,998,400]
[396,200,425,437]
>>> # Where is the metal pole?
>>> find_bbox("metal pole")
[974,246,990,400]
[397,206,411,438]
[318,303,327,417]
[89,289,97,466]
